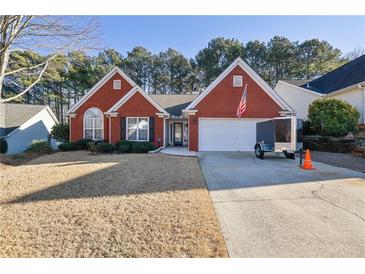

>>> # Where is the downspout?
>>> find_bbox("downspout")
[69,116,72,142]
[362,87,365,124]
[163,117,166,148]
[359,84,365,124]
[108,115,112,144]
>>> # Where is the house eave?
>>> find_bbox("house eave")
[324,81,365,97]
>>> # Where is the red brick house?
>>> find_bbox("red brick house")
[66,57,293,151]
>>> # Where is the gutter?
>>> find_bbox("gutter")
[324,81,365,97]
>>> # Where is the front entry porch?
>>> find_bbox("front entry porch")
[166,119,189,147]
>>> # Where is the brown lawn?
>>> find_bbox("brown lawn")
[0,151,227,257]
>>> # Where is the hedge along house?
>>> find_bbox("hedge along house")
[66,57,293,152]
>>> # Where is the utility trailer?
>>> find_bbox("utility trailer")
[254,116,303,159]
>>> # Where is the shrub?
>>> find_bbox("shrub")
[50,124,69,142]
[308,98,360,136]
[96,142,115,153]
[132,141,155,153]
[75,138,92,150]
[0,138,8,154]
[25,140,53,154]
[88,141,97,154]
[58,141,76,151]
[118,145,131,153]
[116,140,134,153]
[302,120,315,135]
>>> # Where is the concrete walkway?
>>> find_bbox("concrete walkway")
[198,152,365,257]
[160,146,197,157]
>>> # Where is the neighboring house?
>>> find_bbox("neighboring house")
[275,54,365,123]
[66,57,293,152]
[0,103,58,154]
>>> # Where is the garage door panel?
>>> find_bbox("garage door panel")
[199,118,261,151]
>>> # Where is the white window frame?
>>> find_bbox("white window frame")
[233,75,243,87]
[83,107,104,140]
[126,117,149,142]
[113,79,122,90]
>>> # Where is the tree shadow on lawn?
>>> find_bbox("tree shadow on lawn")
[5,153,205,204]
[5,151,365,204]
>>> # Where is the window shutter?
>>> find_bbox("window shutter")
[149,117,155,142]
[120,117,126,140]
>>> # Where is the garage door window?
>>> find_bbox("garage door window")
[127,117,149,141]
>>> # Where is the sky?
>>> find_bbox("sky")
[97,16,365,58]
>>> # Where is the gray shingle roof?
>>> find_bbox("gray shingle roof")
[0,103,47,137]
[282,79,311,87]
[150,94,198,116]
[300,54,365,94]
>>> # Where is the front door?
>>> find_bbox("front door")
[173,123,183,146]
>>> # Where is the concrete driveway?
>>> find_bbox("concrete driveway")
[198,152,365,257]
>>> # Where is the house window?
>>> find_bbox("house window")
[127,117,149,141]
[84,107,103,140]
[113,80,121,90]
[233,75,243,87]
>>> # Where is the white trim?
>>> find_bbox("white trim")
[156,112,169,118]
[108,116,111,144]
[276,80,365,98]
[106,86,169,115]
[45,106,59,124]
[184,57,293,111]
[187,116,190,150]
[66,67,137,115]
[198,117,272,121]
[183,121,188,146]
[83,107,104,140]
[69,116,72,141]
[275,80,325,96]
[324,81,365,97]
[163,117,166,148]
[168,121,173,145]
[126,116,149,142]
[362,88,365,124]
[105,112,118,117]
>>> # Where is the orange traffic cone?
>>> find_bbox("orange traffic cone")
[301,149,314,170]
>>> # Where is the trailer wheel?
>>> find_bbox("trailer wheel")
[255,144,264,159]
[284,151,295,160]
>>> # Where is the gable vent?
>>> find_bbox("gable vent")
[113,80,122,90]
[233,75,243,87]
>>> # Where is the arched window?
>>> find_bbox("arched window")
[84,108,103,140]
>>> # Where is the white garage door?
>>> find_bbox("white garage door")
[199,118,263,151]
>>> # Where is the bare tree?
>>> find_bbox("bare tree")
[0,15,99,103]
[345,46,365,61]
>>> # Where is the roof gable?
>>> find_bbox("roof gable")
[0,103,57,137]
[150,94,197,117]
[184,57,292,111]
[66,67,137,115]
[106,86,169,115]
[301,54,365,94]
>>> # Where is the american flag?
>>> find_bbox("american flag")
[236,84,247,118]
